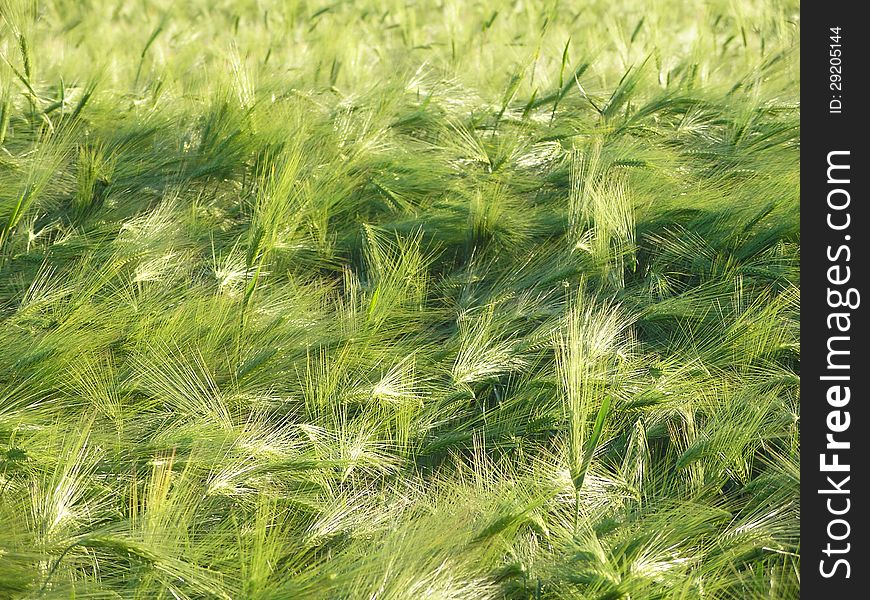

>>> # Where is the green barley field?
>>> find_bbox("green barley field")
[0,0,799,598]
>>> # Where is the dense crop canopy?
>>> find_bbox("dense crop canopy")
[0,0,799,598]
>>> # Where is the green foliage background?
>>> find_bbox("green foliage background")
[0,0,799,598]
